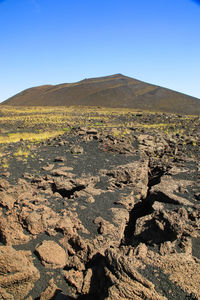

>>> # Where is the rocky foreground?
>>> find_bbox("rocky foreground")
[0,114,200,299]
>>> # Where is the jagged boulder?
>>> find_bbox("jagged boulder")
[106,159,149,199]
[104,249,166,300]
[0,246,40,299]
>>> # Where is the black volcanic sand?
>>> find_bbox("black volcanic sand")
[0,113,200,299]
[5,137,138,184]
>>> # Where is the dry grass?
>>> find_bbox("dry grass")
[0,105,198,146]
[13,148,30,158]
[0,130,66,144]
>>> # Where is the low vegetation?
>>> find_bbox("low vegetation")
[0,105,199,161]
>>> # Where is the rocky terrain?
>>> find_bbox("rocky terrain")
[0,107,200,299]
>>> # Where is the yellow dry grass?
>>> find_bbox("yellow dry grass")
[13,148,30,158]
[0,105,198,147]
[0,130,65,144]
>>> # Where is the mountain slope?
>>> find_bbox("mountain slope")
[2,74,200,114]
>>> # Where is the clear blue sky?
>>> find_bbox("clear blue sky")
[0,0,200,102]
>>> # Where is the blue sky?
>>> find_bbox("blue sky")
[0,0,200,102]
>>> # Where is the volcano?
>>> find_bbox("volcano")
[2,74,200,114]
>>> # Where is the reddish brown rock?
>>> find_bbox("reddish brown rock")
[0,287,14,299]
[94,216,115,235]
[53,177,75,194]
[134,243,148,259]
[0,192,15,209]
[107,160,149,199]
[50,167,74,177]
[85,195,95,203]
[86,128,98,135]
[0,214,30,245]
[111,208,129,241]
[104,249,165,300]
[159,241,176,256]
[115,192,135,210]
[35,240,68,269]
[54,156,66,162]
[25,211,45,235]
[70,145,84,154]
[42,163,54,171]
[56,216,77,237]
[67,255,85,271]
[134,208,198,245]
[59,235,87,259]
[24,207,60,235]
[40,278,58,300]
[82,268,93,294]
[0,179,10,191]
[0,246,40,299]
[144,251,200,299]
[1,171,10,178]
[150,175,193,206]
[63,269,84,293]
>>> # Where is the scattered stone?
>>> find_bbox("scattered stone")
[63,269,84,293]
[86,128,98,135]
[0,246,40,299]
[104,249,165,300]
[35,240,68,269]
[40,278,58,300]
[150,176,193,206]
[94,216,115,235]
[134,243,148,259]
[70,145,84,154]
[50,167,74,177]
[23,172,35,180]
[106,160,149,199]
[85,195,95,203]
[144,250,200,299]
[81,268,93,294]
[25,211,45,235]
[54,156,66,162]
[0,214,30,245]
[42,163,55,171]
[0,111,200,299]
[0,178,10,190]
[0,192,15,209]
[58,140,65,146]
[67,255,85,271]
[1,171,10,178]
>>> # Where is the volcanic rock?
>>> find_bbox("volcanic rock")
[54,156,67,162]
[0,246,40,299]
[107,160,149,199]
[63,270,84,294]
[35,240,68,269]
[0,213,30,245]
[0,179,10,191]
[40,278,59,300]
[42,163,54,171]
[70,145,84,154]
[0,192,15,209]
[150,175,194,206]
[144,250,200,299]
[25,208,60,235]
[86,128,98,135]
[104,248,165,300]
[0,106,200,298]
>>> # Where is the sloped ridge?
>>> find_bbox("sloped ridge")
[2,73,200,114]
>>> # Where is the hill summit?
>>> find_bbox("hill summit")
[2,74,200,114]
